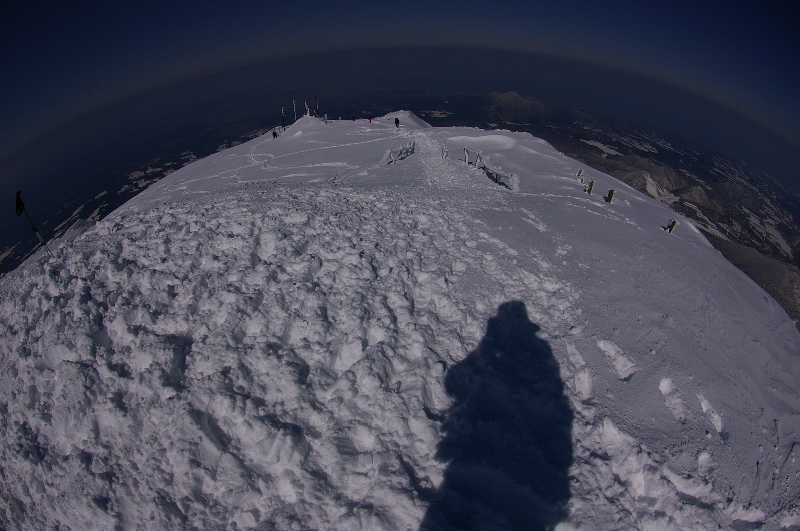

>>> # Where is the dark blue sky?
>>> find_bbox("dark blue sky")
[2,0,799,186]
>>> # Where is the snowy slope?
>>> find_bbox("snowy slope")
[1,112,800,530]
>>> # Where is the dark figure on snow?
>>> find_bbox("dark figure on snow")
[395,117,400,129]
[272,130,278,139]
[419,301,573,530]
[667,219,677,233]
[351,115,356,121]
[15,191,24,216]
[368,115,373,123]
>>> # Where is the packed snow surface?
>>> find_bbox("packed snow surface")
[2,112,800,530]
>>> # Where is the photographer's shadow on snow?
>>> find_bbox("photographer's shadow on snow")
[419,301,573,531]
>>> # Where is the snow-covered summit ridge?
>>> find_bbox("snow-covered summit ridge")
[113,110,432,216]
[1,112,799,529]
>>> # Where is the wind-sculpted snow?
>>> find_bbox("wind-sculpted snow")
[1,112,800,529]
[0,183,576,529]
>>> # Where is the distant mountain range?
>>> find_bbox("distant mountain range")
[418,91,800,329]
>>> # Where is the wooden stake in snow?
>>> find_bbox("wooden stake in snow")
[577,169,584,177]
[587,181,594,195]
[605,190,615,203]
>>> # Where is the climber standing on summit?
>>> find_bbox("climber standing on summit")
[395,117,400,129]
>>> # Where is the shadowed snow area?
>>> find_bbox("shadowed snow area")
[1,111,800,529]
[420,301,573,531]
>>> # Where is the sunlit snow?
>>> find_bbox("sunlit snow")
[1,112,799,530]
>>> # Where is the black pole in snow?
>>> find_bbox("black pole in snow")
[15,191,53,257]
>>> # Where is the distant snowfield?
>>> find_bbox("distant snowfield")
[579,139,622,156]
[2,112,800,530]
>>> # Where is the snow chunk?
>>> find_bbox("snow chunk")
[659,377,688,422]
[662,467,720,506]
[39,344,78,370]
[697,393,724,434]
[597,340,639,380]
[563,340,593,403]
